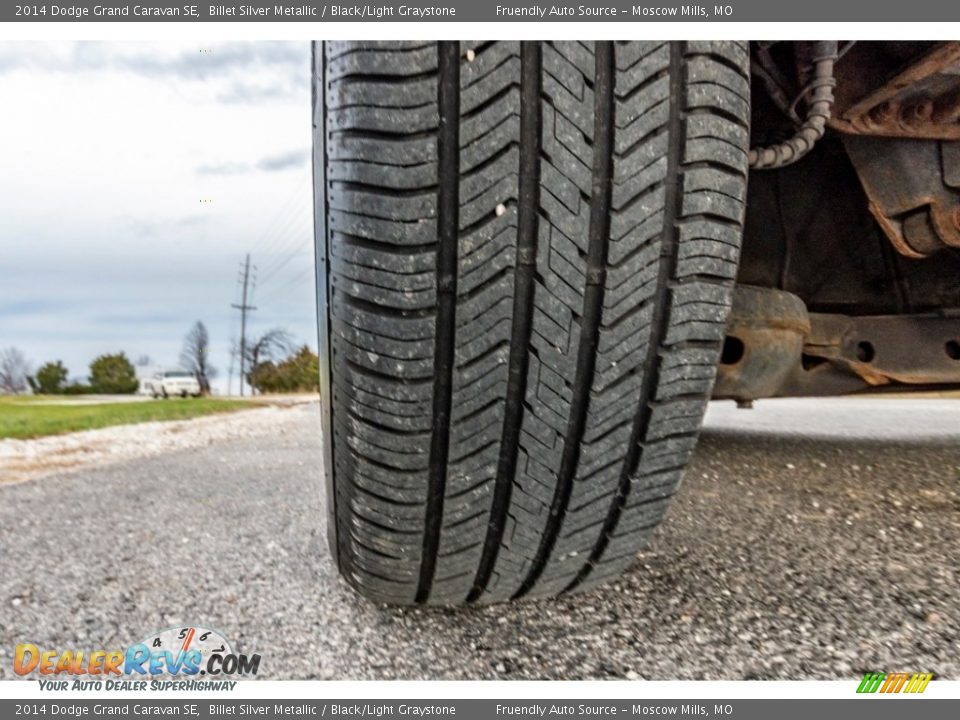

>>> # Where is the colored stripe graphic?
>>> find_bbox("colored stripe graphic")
[905,673,933,693]
[857,671,931,694]
[857,672,885,693]
[881,672,906,693]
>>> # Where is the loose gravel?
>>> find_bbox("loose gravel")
[0,403,307,485]
[0,398,957,680]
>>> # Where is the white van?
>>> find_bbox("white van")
[149,370,201,399]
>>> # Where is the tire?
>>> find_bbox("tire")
[316,41,750,605]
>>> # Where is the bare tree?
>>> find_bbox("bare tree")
[0,347,31,395]
[180,321,216,395]
[240,328,293,395]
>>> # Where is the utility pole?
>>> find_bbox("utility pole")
[231,253,256,397]
[226,345,235,397]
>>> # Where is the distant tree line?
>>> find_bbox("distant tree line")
[25,352,140,395]
[238,328,320,395]
[1,320,320,397]
[248,345,319,394]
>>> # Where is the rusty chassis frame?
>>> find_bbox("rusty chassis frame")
[714,287,960,402]
[716,42,960,402]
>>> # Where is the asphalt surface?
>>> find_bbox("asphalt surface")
[1,398,958,680]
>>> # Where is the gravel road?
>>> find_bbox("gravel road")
[0,399,313,485]
[1,398,958,680]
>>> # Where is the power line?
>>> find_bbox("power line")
[254,265,315,308]
[254,211,313,281]
[258,243,312,287]
[245,175,310,257]
[251,195,312,262]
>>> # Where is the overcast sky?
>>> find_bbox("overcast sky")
[0,41,316,393]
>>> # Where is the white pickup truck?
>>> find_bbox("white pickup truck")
[148,370,201,399]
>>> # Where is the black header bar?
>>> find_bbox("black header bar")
[6,0,960,22]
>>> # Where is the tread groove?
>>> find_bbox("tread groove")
[563,41,684,594]
[415,41,460,604]
[513,41,615,600]
[468,41,542,603]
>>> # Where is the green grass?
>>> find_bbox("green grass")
[0,397,255,440]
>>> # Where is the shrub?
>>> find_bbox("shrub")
[248,346,319,394]
[33,361,69,394]
[89,353,139,394]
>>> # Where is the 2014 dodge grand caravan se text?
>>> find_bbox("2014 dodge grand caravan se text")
[311,41,960,605]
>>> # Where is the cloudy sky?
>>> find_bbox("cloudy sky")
[0,41,316,393]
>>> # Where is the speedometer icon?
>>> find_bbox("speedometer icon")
[137,626,234,676]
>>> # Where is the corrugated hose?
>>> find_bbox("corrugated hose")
[748,41,839,169]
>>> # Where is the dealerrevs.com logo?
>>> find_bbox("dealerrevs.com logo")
[14,626,261,690]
